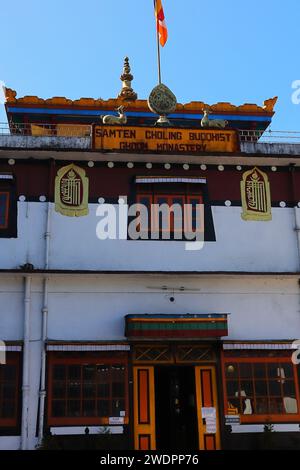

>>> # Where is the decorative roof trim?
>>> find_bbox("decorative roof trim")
[0,345,22,351]
[135,176,207,184]
[4,88,277,115]
[223,342,296,350]
[46,343,130,352]
[0,174,13,180]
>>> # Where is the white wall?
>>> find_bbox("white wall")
[0,202,299,272]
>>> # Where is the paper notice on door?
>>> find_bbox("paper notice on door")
[201,407,216,418]
[205,416,217,434]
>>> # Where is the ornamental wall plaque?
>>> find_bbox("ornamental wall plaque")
[240,167,271,221]
[55,163,89,217]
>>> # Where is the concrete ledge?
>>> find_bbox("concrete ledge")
[241,141,300,156]
[0,135,91,149]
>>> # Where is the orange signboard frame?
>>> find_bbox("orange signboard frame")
[93,125,239,154]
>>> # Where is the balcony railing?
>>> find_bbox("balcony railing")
[1,122,300,145]
[0,122,92,137]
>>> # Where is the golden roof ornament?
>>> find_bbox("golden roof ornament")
[148,83,177,126]
[118,57,137,101]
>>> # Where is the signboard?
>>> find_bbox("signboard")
[94,126,239,154]
[109,416,124,425]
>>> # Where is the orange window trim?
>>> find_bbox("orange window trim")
[221,353,300,423]
[47,353,129,426]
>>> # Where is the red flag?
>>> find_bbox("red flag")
[154,0,168,47]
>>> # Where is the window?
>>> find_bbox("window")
[0,176,17,238]
[0,192,9,229]
[222,353,300,423]
[0,353,21,429]
[135,183,204,240]
[47,352,129,425]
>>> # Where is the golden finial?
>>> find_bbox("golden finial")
[118,57,137,101]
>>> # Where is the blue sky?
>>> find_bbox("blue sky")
[1,0,300,130]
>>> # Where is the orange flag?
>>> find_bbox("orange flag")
[154,0,168,47]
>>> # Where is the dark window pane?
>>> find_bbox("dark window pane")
[83,400,96,417]
[68,400,81,417]
[53,381,65,399]
[255,380,268,396]
[3,365,16,381]
[97,383,110,398]
[1,400,15,418]
[3,383,15,400]
[112,382,125,397]
[269,397,284,414]
[255,398,269,414]
[268,381,281,396]
[253,363,266,379]
[226,380,239,397]
[83,365,96,380]
[0,193,9,228]
[97,400,109,417]
[68,382,81,398]
[52,400,66,417]
[68,365,81,380]
[83,383,96,398]
[53,365,66,380]
[239,363,252,379]
[282,380,296,397]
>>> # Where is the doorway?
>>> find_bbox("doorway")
[154,366,198,450]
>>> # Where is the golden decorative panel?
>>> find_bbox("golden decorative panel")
[54,163,89,217]
[241,167,272,221]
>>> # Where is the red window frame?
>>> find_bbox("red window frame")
[47,352,129,426]
[0,191,10,229]
[136,190,203,237]
[222,353,300,423]
[0,352,21,428]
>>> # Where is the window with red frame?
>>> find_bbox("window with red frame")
[0,353,21,428]
[136,187,203,239]
[222,354,300,422]
[47,352,129,426]
[0,177,17,238]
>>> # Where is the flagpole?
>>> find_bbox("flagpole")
[156,19,162,84]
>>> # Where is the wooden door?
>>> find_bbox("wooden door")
[133,366,156,450]
[195,365,221,450]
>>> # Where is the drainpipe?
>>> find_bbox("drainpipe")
[38,161,53,445]
[21,275,31,450]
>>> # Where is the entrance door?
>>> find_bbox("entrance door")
[133,364,221,450]
[155,366,198,450]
